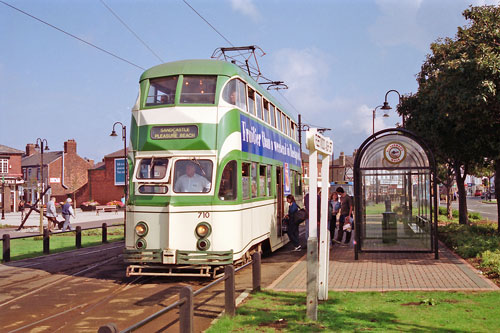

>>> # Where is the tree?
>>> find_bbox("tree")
[399,5,500,226]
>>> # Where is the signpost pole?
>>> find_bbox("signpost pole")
[305,129,333,318]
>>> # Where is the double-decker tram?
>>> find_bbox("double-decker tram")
[124,59,302,277]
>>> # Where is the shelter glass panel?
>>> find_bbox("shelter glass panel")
[355,129,436,257]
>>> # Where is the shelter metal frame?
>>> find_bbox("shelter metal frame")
[353,128,438,260]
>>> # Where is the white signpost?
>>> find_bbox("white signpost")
[305,128,333,319]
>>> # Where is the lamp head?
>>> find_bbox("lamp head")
[110,130,118,137]
[381,102,392,110]
[45,145,50,151]
[34,143,39,149]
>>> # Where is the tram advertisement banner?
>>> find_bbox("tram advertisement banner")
[114,158,126,186]
[240,114,301,168]
[284,162,291,195]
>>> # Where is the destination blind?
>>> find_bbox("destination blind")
[150,125,198,140]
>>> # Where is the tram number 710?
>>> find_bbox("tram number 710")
[198,212,210,219]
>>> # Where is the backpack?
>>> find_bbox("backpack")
[295,208,307,223]
[62,203,71,215]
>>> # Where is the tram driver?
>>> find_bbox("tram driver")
[174,161,211,193]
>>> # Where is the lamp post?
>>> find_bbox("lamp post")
[1,175,5,220]
[372,105,389,134]
[110,122,127,231]
[381,89,404,127]
[35,138,49,234]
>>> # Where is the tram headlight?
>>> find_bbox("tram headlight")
[135,222,149,237]
[195,222,211,238]
[136,238,147,249]
[197,238,210,251]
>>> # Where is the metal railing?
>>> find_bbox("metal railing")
[2,223,123,262]
[98,251,262,333]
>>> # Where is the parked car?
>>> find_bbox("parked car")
[474,189,482,197]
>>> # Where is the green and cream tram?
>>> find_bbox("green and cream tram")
[124,59,302,277]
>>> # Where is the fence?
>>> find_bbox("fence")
[2,223,123,262]
[98,252,262,333]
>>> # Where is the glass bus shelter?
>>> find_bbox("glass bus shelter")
[353,128,438,259]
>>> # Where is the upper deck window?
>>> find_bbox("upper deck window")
[180,75,217,104]
[255,93,263,120]
[222,78,247,110]
[270,104,276,127]
[247,88,256,116]
[146,76,178,106]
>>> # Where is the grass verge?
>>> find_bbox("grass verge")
[1,226,124,261]
[209,290,500,332]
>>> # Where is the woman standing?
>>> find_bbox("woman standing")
[285,194,301,251]
[328,191,340,244]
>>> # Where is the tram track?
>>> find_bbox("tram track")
[7,274,149,333]
[1,238,302,332]
[0,243,125,294]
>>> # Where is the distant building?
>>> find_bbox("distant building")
[0,144,24,213]
[80,148,127,205]
[21,139,93,206]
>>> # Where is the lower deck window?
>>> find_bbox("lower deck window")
[139,185,168,194]
[173,159,213,193]
[218,161,237,200]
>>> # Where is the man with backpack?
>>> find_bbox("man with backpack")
[61,198,75,231]
[334,187,353,245]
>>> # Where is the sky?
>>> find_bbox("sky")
[1,0,498,162]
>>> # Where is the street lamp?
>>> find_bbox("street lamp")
[110,122,127,230]
[35,138,49,233]
[381,89,404,127]
[1,175,5,220]
[372,105,389,134]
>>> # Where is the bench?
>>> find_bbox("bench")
[96,205,118,215]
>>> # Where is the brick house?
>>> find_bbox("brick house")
[0,144,24,213]
[81,148,127,205]
[21,139,93,206]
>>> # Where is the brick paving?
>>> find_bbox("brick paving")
[268,242,499,292]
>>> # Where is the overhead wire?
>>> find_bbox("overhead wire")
[99,0,165,64]
[0,0,145,71]
[182,0,235,47]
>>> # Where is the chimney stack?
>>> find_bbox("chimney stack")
[64,139,77,154]
[26,143,36,156]
[340,152,346,166]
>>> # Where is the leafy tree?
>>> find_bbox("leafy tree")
[399,5,500,227]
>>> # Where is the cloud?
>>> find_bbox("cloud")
[268,47,333,113]
[370,0,500,52]
[229,0,260,21]
[267,47,402,155]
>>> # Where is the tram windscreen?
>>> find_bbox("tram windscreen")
[146,76,178,106]
[173,159,213,193]
[180,75,217,104]
[137,158,169,179]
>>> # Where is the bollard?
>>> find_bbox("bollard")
[224,265,236,316]
[102,223,108,244]
[3,234,10,262]
[179,286,193,333]
[76,226,82,249]
[251,252,261,292]
[43,228,50,254]
[97,323,119,333]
